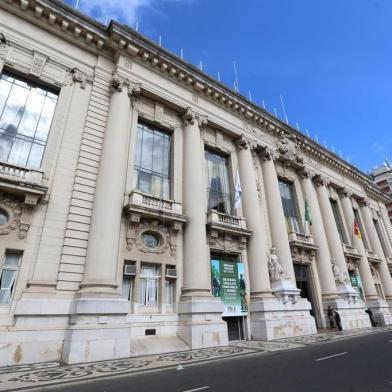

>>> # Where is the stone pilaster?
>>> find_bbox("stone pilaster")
[178,107,227,349]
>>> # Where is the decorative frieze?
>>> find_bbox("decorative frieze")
[29,50,47,77]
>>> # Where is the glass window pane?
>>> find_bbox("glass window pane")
[0,84,29,135]
[151,175,162,197]
[0,269,16,304]
[0,133,13,161]
[0,74,57,168]
[8,138,31,166]
[34,95,56,141]
[140,277,146,304]
[141,129,153,170]
[147,279,158,305]
[17,89,45,138]
[27,142,45,168]
[0,79,12,116]
[163,137,170,176]
[4,253,20,266]
[152,132,164,174]
[138,171,151,194]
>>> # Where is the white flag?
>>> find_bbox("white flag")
[234,169,242,209]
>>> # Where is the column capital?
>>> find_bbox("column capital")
[297,166,315,180]
[111,72,129,93]
[313,174,330,188]
[182,107,207,128]
[235,134,257,150]
[358,197,370,208]
[338,187,353,199]
[256,145,278,161]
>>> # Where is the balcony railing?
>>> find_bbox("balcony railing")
[366,249,382,263]
[0,161,44,184]
[206,210,251,237]
[342,243,361,259]
[125,190,186,225]
[288,231,316,246]
[0,161,47,200]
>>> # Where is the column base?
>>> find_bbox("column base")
[367,299,392,326]
[248,296,317,340]
[178,295,228,349]
[323,298,371,330]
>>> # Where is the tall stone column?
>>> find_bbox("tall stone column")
[299,169,338,299]
[181,108,210,296]
[260,148,296,283]
[359,200,392,300]
[314,176,354,294]
[339,192,378,300]
[178,107,227,348]
[81,74,139,293]
[236,136,272,298]
[62,73,141,364]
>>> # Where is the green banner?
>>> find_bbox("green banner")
[211,259,247,316]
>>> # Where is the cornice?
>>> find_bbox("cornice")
[0,0,390,204]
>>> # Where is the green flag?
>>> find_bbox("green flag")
[305,199,312,226]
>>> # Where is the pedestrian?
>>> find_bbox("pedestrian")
[334,309,342,331]
[327,306,335,329]
[365,308,376,327]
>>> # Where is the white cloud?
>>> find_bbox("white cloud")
[78,0,194,26]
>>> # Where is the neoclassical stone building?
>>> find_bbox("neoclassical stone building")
[1,0,392,366]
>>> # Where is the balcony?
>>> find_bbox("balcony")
[366,249,382,264]
[342,244,361,260]
[0,161,47,202]
[206,210,251,237]
[124,190,187,227]
[288,232,318,250]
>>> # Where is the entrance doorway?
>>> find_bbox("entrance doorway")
[223,316,245,341]
[294,264,316,318]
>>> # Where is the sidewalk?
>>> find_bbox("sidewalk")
[1,326,391,392]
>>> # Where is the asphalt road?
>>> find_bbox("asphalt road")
[51,331,392,392]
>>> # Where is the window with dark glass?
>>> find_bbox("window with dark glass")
[0,73,58,168]
[374,219,390,257]
[278,180,302,233]
[205,149,232,214]
[330,199,348,244]
[133,122,171,199]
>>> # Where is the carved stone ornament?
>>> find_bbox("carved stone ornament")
[0,192,23,237]
[182,107,207,129]
[29,50,48,77]
[339,187,353,199]
[111,72,129,92]
[275,131,304,164]
[331,260,350,285]
[208,231,247,252]
[313,174,329,188]
[70,67,93,89]
[126,220,176,256]
[268,246,290,281]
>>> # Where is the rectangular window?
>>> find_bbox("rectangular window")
[0,73,58,168]
[139,264,159,306]
[205,149,232,214]
[330,199,348,244]
[133,122,171,199]
[0,251,22,305]
[278,180,302,233]
[121,261,136,301]
[374,219,390,258]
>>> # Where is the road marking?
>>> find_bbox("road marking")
[183,387,210,392]
[316,352,347,361]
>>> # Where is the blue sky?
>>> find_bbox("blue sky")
[65,0,392,173]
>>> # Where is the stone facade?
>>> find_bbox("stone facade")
[1,0,392,366]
